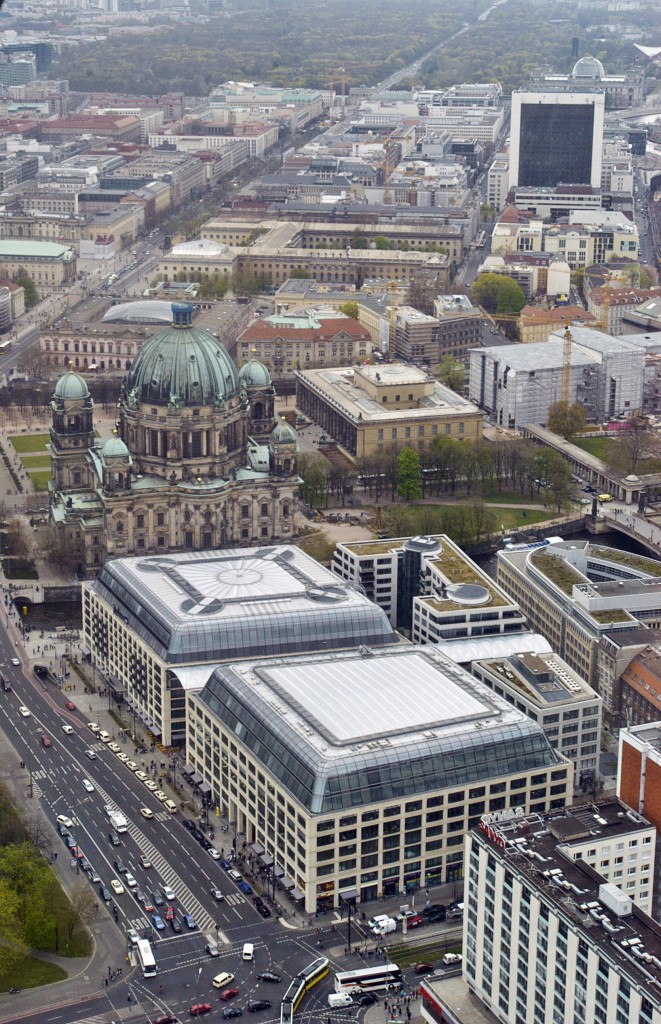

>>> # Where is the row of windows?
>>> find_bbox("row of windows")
[376,422,466,441]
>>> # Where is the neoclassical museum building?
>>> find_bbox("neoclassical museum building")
[48,303,298,575]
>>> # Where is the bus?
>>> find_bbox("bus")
[476,230,486,249]
[0,339,12,353]
[280,958,329,1024]
[334,963,403,994]
[136,938,157,977]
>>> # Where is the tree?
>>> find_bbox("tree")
[546,400,588,440]
[406,274,438,315]
[472,273,526,314]
[339,301,359,320]
[62,880,96,943]
[480,203,495,221]
[373,235,391,249]
[436,354,465,393]
[5,517,30,558]
[298,452,331,507]
[15,276,38,308]
[383,505,413,536]
[607,415,661,475]
[289,269,311,279]
[396,447,422,500]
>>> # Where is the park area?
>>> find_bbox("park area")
[9,433,52,493]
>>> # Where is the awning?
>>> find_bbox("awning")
[290,888,304,901]
[190,773,203,785]
[151,727,162,738]
[281,876,295,890]
[251,843,264,856]
[199,782,211,795]
[274,866,285,879]
[181,764,194,777]
[260,854,274,867]
[79,645,91,657]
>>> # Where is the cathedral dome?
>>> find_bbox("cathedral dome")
[239,358,271,388]
[124,302,240,408]
[102,435,130,459]
[53,369,90,402]
[572,55,605,80]
[270,418,297,446]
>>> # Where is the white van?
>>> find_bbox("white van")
[328,994,353,1009]
[98,730,111,743]
[242,943,254,961]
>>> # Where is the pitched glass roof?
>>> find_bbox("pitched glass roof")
[198,646,565,813]
[91,546,398,664]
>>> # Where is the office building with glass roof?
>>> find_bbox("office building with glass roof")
[82,545,400,745]
[187,644,572,913]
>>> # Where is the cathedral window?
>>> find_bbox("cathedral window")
[137,514,145,529]
[73,471,81,485]
[283,503,290,518]
[157,513,165,527]
[116,521,124,533]
[260,503,268,517]
[184,510,192,523]
[157,537,165,547]
[241,527,249,539]
[241,505,250,519]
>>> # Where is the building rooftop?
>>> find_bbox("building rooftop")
[296,364,480,423]
[475,651,598,707]
[435,632,553,664]
[198,644,567,813]
[0,239,75,259]
[473,339,599,372]
[474,805,661,989]
[90,545,399,665]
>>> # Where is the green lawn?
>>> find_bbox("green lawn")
[9,434,50,454]
[482,489,547,505]
[0,955,67,992]
[386,937,462,969]
[28,470,51,492]
[405,504,556,534]
[573,436,661,473]
[20,455,51,469]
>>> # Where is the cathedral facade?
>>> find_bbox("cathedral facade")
[48,303,298,576]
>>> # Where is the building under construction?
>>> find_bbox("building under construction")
[468,326,645,429]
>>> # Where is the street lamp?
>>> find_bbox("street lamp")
[195,966,202,1010]
[339,888,357,953]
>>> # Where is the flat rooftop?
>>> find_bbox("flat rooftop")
[296,365,480,423]
[475,807,661,990]
[476,652,597,707]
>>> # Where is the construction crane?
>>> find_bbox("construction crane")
[387,279,399,355]
[562,324,572,405]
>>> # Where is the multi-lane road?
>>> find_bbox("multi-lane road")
[0,617,338,1024]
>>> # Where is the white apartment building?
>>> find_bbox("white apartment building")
[464,805,661,1024]
[332,534,527,640]
[471,651,602,788]
[487,154,510,213]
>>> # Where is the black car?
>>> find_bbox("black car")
[427,908,446,922]
[257,972,282,984]
[356,994,378,1007]
[151,890,164,907]
[57,824,70,838]
[200,838,213,851]
[114,859,127,874]
[191,828,203,842]
[255,903,271,919]
[99,885,111,902]
[182,819,196,830]
[423,903,446,917]
[247,1001,272,1013]
[108,830,121,846]
[222,1009,243,1019]
[169,917,182,934]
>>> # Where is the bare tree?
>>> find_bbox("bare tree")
[24,815,53,857]
[62,880,97,942]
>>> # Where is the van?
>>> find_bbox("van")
[212,972,235,989]
[228,869,242,883]
[598,493,613,502]
[242,943,254,961]
[163,799,177,813]
[98,730,111,743]
[328,994,353,1009]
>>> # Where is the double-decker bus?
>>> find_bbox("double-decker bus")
[334,963,403,994]
[136,938,157,977]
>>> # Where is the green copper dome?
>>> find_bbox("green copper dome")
[102,435,130,459]
[53,369,90,402]
[125,303,240,408]
[239,358,271,388]
[270,418,298,446]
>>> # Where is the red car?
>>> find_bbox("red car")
[220,989,239,1002]
[190,1006,212,1017]
[40,735,52,747]
[65,701,76,711]
[143,899,155,913]
[408,914,424,928]
[414,963,434,974]
[165,905,175,921]
[153,1017,178,1024]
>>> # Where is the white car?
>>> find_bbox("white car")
[127,927,140,946]
[56,814,74,828]
[208,848,221,860]
[155,790,168,802]
[18,706,30,717]
[125,872,138,889]
[140,807,154,820]
[11,657,20,667]
[84,750,97,761]
[110,879,125,895]
[82,779,95,793]
[144,780,158,792]
[116,753,130,763]
[442,953,462,965]
[62,724,74,735]
[162,885,175,901]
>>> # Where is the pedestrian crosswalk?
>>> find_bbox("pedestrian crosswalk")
[124,820,217,934]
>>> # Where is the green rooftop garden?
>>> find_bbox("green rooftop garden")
[589,546,661,578]
[531,552,586,595]
[589,608,636,624]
